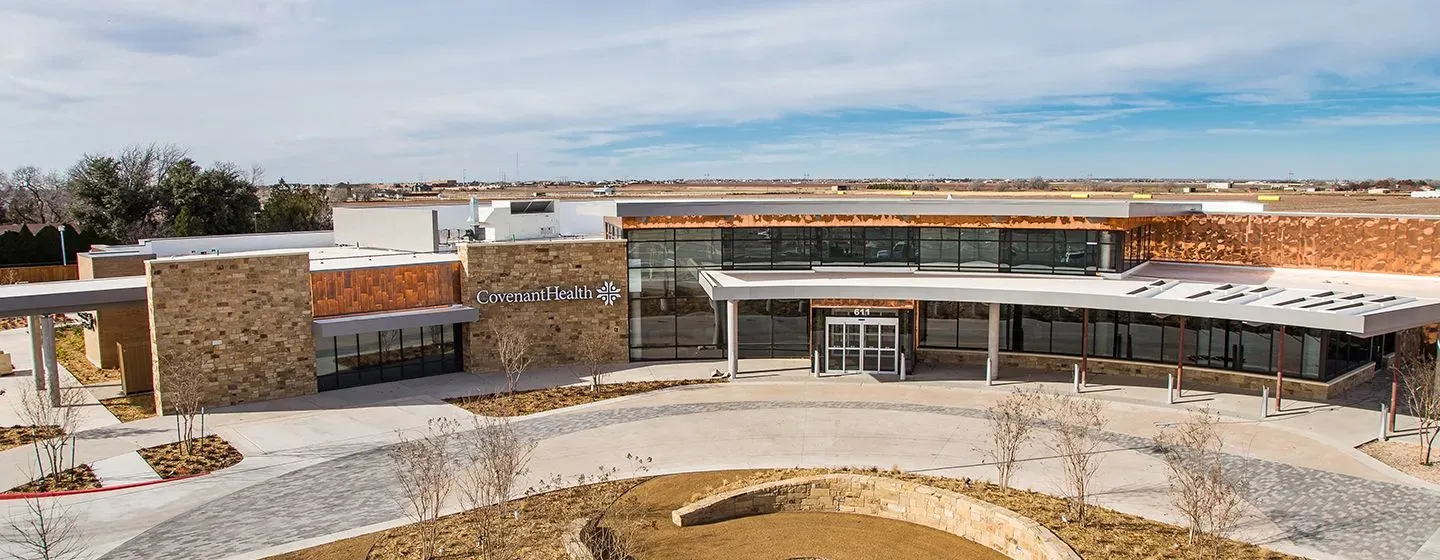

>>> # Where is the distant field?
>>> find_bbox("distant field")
[413,182,1440,215]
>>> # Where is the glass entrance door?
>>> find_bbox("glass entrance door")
[824,316,900,374]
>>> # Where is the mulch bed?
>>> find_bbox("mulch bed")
[137,435,244,479]
[100,393,158,423]
[56,326,122,385]
[5,465,101,494]
[446,379,725,417]
[0,425,63,452]
[1358,439,1440,485]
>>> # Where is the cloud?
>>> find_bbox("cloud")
[0,0,1438,180]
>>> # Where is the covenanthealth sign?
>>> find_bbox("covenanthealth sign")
[475,280,622,306]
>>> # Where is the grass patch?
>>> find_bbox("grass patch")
[0,425,63,452]
[55,326,120,385]
[1359,439,1440,485]
[446,379,724,417]
[692,468,1304,560]
[270,469,1305,560]
[137,435,244,479]
[5,464,101,494]
[101,393,157,422]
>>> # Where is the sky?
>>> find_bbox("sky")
[2,0,1440,182]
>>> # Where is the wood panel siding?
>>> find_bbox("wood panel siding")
[311,262,461,318]
[0,264,79,283]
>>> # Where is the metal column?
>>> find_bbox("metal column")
[986,303,1000,383]
[28,315,45,392]
[726,300,739,380]
[41,316,60,406]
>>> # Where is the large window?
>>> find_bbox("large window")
[919,303,1381,381]
[316,324,463,391]
[624,226,1132,360]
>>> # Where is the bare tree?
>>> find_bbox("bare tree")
[4,497,89,560]
[1397,349,1440,465]
[576,329,611,392]
[390,417,461,560]
[982,389,1042,489]
[458,416,537,559]
[492,323,533,396]
[247,164,266,188]
[1154,409,1247,551]
[157,351,207,456]
[1040,392,1107,524]
[18,389,84,477]
[1,166,72,225]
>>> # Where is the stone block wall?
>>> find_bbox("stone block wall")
[916,348,1365,400]
[77,252,152,370]
[458,239,628,373]
[147,252,316,411]
[672,474,1080,560]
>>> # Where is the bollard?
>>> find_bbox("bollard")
[985,358,994,386]
[812,351,820,378]
[1072,364,1081,394]
[1261,386,1269,419]
[1166,373,1175,405]
[899,352,907,381]
[1379,403,1389,442]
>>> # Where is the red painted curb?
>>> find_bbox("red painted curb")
[0,472,207,500]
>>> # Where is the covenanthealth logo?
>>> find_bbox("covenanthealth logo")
[475,280,623,306]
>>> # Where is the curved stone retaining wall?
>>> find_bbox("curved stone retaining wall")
[672,474,1080,560]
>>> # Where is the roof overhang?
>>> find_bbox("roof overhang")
[0,277,148,317]
[699,269,1440,337]
[312,304,479,338]
[614,198,1201,219]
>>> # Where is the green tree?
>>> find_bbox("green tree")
[256,179,333,232]
[65,144,185,243]
[162,159,261,236]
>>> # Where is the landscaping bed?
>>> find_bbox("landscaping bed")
[5,465,101,494]
[1358,439,1440,485]
[138,435,244,479]
[268,468,1305,560]
[56,326,121,385]
[0,425,63,452]
[446,379,724,417]
[100,393,158,422]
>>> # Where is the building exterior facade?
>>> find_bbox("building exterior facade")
[0,197,1437,410]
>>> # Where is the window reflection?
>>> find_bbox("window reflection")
[316,324,463,391]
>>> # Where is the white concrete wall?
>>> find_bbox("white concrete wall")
[142,231,335,257]
[333,207,438,252]
[483,200,612,241]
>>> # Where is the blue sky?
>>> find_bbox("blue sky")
[2,0,1439,182]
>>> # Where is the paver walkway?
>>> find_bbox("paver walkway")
[90,394,1440,560]
[89,452,160,486]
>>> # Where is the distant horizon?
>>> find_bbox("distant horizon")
[3,1,1439,182]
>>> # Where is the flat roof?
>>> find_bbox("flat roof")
[614,198,1203,219]
[700,264,1440,337]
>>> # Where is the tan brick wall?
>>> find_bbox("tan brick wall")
[147,252,316,411]
[916,348,1367,400]
[673,474,1080,560]
[77,253,152,369]
[458,240,628,373]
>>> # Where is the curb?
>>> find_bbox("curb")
[0,472,206,500]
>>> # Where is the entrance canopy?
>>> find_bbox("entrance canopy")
[700,262,1440,337]
[0,277,147,317]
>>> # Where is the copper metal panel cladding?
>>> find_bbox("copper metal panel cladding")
[811,298,917,309]
[310,262,461,318]
[619,215,1146,230]
[1143,214,1440,276]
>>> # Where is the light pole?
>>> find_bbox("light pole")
[58,225,67,266]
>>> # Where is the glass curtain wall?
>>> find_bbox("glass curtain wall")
[316,324,462,391]
[626,226,1130,361]
[919,303,1383,381]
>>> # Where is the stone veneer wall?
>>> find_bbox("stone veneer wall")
[917,348,1372,400]
[672,474,1080,560]
[147,252,316,411]
[77,252,152,370]
[1140,214,1440,275]
[457,239,628,373]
